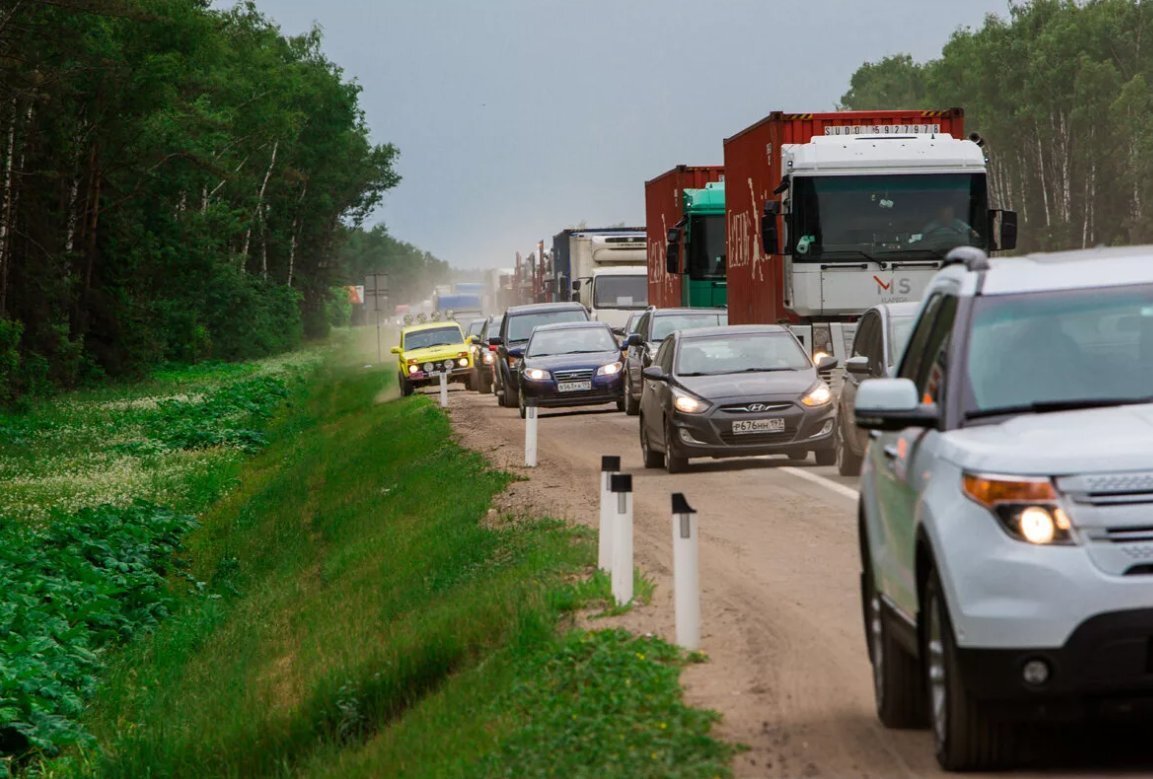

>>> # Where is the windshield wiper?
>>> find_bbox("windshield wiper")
[679,368,795,377]
[965,396,1153,421]
[815,249,882,263]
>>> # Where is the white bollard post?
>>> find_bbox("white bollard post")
[438,371,448,408]
[671,493,700,650]
[611,473,634,606]
[524,401,538,467]
[598,456,620,573]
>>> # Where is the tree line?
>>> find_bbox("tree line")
[0,0,445,403]
[841,0,1153,254]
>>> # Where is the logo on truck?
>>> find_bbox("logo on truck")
[874,275,912,296]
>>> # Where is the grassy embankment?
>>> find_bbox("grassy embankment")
[1,337,733,777]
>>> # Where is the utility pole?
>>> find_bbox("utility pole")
[365,273,389,363]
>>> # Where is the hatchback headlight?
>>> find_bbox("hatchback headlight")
[962,473,1075,545]
[672,388,708,414]
[597,361,623,376]
[524,368,550,381]
[801,382,832,407]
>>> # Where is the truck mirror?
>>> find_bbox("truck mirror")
[571,279,581,291]
[761,202,779,255]
[665,242,679,275]
[990,209,1018,252]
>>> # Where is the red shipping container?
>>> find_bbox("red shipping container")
[645,165,724,308]
[723,109,965,324]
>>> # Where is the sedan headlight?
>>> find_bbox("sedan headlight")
[962,473,1075,545]
[597,361,623,376]
[801,381,832,407]
[524,367,550,381]
[672,387,708,414]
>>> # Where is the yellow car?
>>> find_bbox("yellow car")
[392,321,474,396]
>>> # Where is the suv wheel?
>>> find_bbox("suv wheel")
[864,552,927,728]
[399,375,414,397]
[664,419,688,473]
[499,368,517,408]
[640,416,664,469]
[835,416,863,476]
[624,373,640,416]
[926,570,1015,770]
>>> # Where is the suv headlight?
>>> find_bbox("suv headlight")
[596,361,623,376]
[672,387,708,414]
[801,381,832,407]
[524,367,549,381]
[962,473,1075,545]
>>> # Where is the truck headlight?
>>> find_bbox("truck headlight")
[962,473,1075,545]
[524,368,549,381]
[801,382,832,407]
[672,388,708,414]
[597,361,623,376]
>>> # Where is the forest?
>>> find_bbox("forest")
[841,0,1153,254]
[0,0,446,404]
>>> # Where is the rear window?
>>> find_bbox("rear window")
[507,309,589,342]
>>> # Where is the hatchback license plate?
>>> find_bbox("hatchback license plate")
[732,418,784,434]
[557,380,592,392]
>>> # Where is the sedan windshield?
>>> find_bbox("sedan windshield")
[508,310,588,342]
[404,326,463,350]
[652,312,727,342]
[792,173,989,261]
[964,284,1153,417]
[676,333,810,375]
[528,327,617,357]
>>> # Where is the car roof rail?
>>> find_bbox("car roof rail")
[942,246,990,271]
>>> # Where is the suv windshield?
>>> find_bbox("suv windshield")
[652,312,727,342]
[528,327,617,357]
[964,284,1153,417]
[593,275,647,309]
[677,333,809,375]
[792,173,989,262]
[404,326,463,350]
[507,309,588,342]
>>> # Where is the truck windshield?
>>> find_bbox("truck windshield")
[688,215,725,278]
[593,275,647,309]
[404,326,463,350]
[791,173,989,261]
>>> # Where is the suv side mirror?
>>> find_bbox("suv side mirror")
[642,366,666,381]
[390,346,401,355]
[816,354,839,371]
[488,336,503,347]
[990,209,1018,252]
[627,333,643,348]
[507,346,525,359]
[854,378,939,431]
[761,200,780,255]
[845,355,870,376]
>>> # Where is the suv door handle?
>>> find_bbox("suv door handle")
[882,444,900,460]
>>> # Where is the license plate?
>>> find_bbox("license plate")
[731,418,785,434]
[557,380,592,392]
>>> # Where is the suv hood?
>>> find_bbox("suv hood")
[943,404,1153,475]
[404,344,467,362]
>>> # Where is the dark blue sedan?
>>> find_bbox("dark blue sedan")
[512,322,625,418]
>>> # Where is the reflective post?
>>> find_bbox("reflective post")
[672,493,700,650]
[611,473,633,606]
[438,371,448,408]
[598,456,621,573]
[524,399,538,467]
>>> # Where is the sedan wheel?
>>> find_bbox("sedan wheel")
[623,373,640,416]
[518,388,527,419]
[640,417,664,469]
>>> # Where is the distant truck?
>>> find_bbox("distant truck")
[434,288,483,322]
[552,227,648,330]
[645,165,726,309]
[724,108,1016,373]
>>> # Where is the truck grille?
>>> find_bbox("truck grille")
[552,368,594,382]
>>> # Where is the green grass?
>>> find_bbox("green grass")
[44,345,733,778]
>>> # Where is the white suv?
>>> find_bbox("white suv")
[855,245,1153,771]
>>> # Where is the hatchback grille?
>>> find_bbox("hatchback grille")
[720,402,793,414]
[552,369,594,382]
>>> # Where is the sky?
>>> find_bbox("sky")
[215,0,1014,271]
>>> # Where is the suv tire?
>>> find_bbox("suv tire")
[835,416,863,476]
[926,570,1016,771]
[624,373,640,416]
[499,367,517,408]
[399,375,414,397]
[863,548,927,729]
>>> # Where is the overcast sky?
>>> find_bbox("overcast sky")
[215,0,1012,270]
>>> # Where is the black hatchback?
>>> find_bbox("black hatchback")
[637,325,838,472]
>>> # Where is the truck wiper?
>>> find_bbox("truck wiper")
[816,250,882,263]
[965,396,1153,421]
